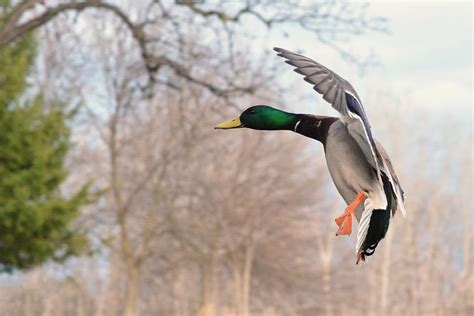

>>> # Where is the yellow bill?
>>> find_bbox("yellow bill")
[214,117,242,129]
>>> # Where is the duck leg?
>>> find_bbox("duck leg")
[335,192,366,236]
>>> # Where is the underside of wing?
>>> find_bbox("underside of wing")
[274,47,354,114]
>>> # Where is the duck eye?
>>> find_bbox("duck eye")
[249,109,257,114]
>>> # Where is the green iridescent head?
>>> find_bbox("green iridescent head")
[215,105,300,131]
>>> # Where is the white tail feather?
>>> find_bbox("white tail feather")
[356,199,373,254]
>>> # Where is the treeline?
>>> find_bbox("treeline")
[0,1,471,316]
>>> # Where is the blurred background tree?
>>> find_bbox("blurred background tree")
[0,1,471,316]
[0,0,90,272]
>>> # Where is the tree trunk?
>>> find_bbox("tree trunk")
[241,242,255,316]
[322,255,333,316]
[124,265,141,316]
[380,228,393,315]
[233,262,243,315]
[23,290,32,316]
[368,269,377,316]
[173,267,186,316]
[200,254,217,312]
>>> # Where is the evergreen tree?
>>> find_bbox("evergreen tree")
[0,1,90,272]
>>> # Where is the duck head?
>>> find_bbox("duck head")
[214,105,300,131]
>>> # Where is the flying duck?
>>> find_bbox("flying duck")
[215,47,407,263]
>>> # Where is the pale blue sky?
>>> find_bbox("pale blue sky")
[256,1,472,117]
[363,1,472,113]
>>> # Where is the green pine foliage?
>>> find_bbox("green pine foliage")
[0,2,91,272]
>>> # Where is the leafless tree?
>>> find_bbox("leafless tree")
[1,1,472,316]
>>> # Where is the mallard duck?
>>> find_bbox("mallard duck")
[215,47,407,264]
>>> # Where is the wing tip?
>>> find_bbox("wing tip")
[274,47,288,58]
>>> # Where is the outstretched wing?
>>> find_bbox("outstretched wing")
[274,47,380,178]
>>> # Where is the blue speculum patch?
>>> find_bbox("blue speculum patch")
[345,92,374,142]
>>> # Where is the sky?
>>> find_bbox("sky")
[361,1,472,113]
[254,1,472,119]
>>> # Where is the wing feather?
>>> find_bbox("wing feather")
[275,47,354,114]
[375,142,407,217]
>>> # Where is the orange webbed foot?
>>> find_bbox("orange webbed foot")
[334,192,366,237]
[335,213,352,235]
